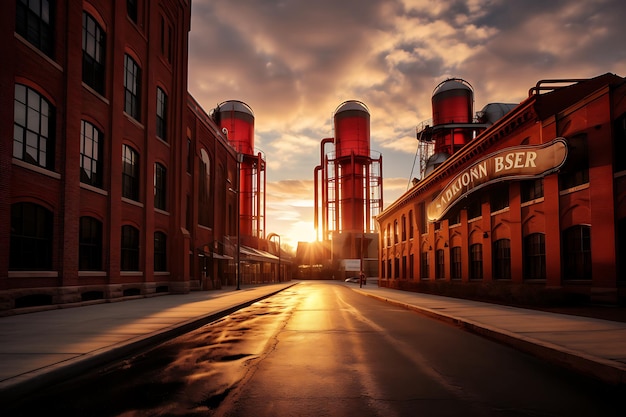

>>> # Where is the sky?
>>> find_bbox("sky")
[187,0,626,250]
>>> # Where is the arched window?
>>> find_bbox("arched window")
[121,225,139,271]
[401,215,407,241]
[13,84,56,170]
[523,233,545,279]
[10,203,53,270]
[562,225,591,280]
[79,217,102,270]
[82,12,106,94]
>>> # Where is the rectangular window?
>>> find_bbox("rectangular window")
[450,246,462,279]
[127,0,138,23]
[469,243,483,279]
[156,87,167,140]
[16,0,54,57]
[154,232,167,271]
[490,184,509,212]
[82,12,106,95]
[409,254,414,279]
[121,225,139,271]
[559,134,589,190]
[10,203,53,270]
[435,249,445,279]
[523,233,546,279]
[521,179,543,202]
[124,54,142,121]
[562,226,592,280]
[493,239,511,279]
[419,202,427,234]
[160,16,173,63]
[394,258,399,278]
[80,121,103,187]
[420,251,429,279]
[122,144,139,200]
[402,255,407,278]
[408,211,414,239]
[401,216,407,241]
[79,217,102,270]
[186,138,192,173]
[13,84,55,170]
[154,163,167,210]
[467,197,481,220]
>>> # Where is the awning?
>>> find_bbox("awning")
[240,245,279,263]
[212,253,233,260]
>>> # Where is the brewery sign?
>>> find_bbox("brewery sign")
[427,138,568,222]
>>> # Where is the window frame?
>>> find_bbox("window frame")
[121,225,140,271]
[124,54,142,121]
[154,231,167,272]
[10,202,53,270]
[79,216,103,271]
[13,84,56,170]
[523,233,546,279]
[154,162,167,210]
[156,87,168,140]
[82,11,106,95]
[493,238,511,279]
[469,243,483,280]
[122,144,140,201]
[562,225,592,280]
[16,0,55,57]
[80,120,104,187]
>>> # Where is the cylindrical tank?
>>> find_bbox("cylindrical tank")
[217,100,255,238]
[334,100,370,159]
[217,100,255,154]
[334,101,370,233]
[431,78,474,154]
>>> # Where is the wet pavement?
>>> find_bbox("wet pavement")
[0,279,625,407]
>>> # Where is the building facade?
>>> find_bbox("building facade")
[377,74,626,305]
[1,0,288,314]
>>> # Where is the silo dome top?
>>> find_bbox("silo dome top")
[334,100,370,115]
[218,100,254,117]
[432,78,473,96]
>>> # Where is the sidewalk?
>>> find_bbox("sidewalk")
[1,281,625,406]
[0,282,296,402]
[350,283,626,385]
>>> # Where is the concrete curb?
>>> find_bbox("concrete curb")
[353,289,626,386]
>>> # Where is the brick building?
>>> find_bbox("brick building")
[377,74,626,305]
[1,0,287,314]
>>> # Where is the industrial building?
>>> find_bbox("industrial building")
[301,101,382,279]
[377,74,626,305]
[1,0,288,314]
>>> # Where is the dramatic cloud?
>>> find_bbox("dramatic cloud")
[188,0,626,248]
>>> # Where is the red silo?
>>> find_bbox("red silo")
[334,100,371,234]
[218,100,255,238]
[431,78,474,155]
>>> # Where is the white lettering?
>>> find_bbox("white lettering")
[514,152,525,168]
[495,157,504,172]
[525,151,537,168]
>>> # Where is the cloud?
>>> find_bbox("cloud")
[188,0,626,248]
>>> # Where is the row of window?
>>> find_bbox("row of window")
[10,202,167,272]
[15,4,171,165]
[382,227,592,281]
[384,168,590,249]
[15,83,169,209]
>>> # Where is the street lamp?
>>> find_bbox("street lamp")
[268,233,281,282]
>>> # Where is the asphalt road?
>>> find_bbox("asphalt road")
[5,281,624,416]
